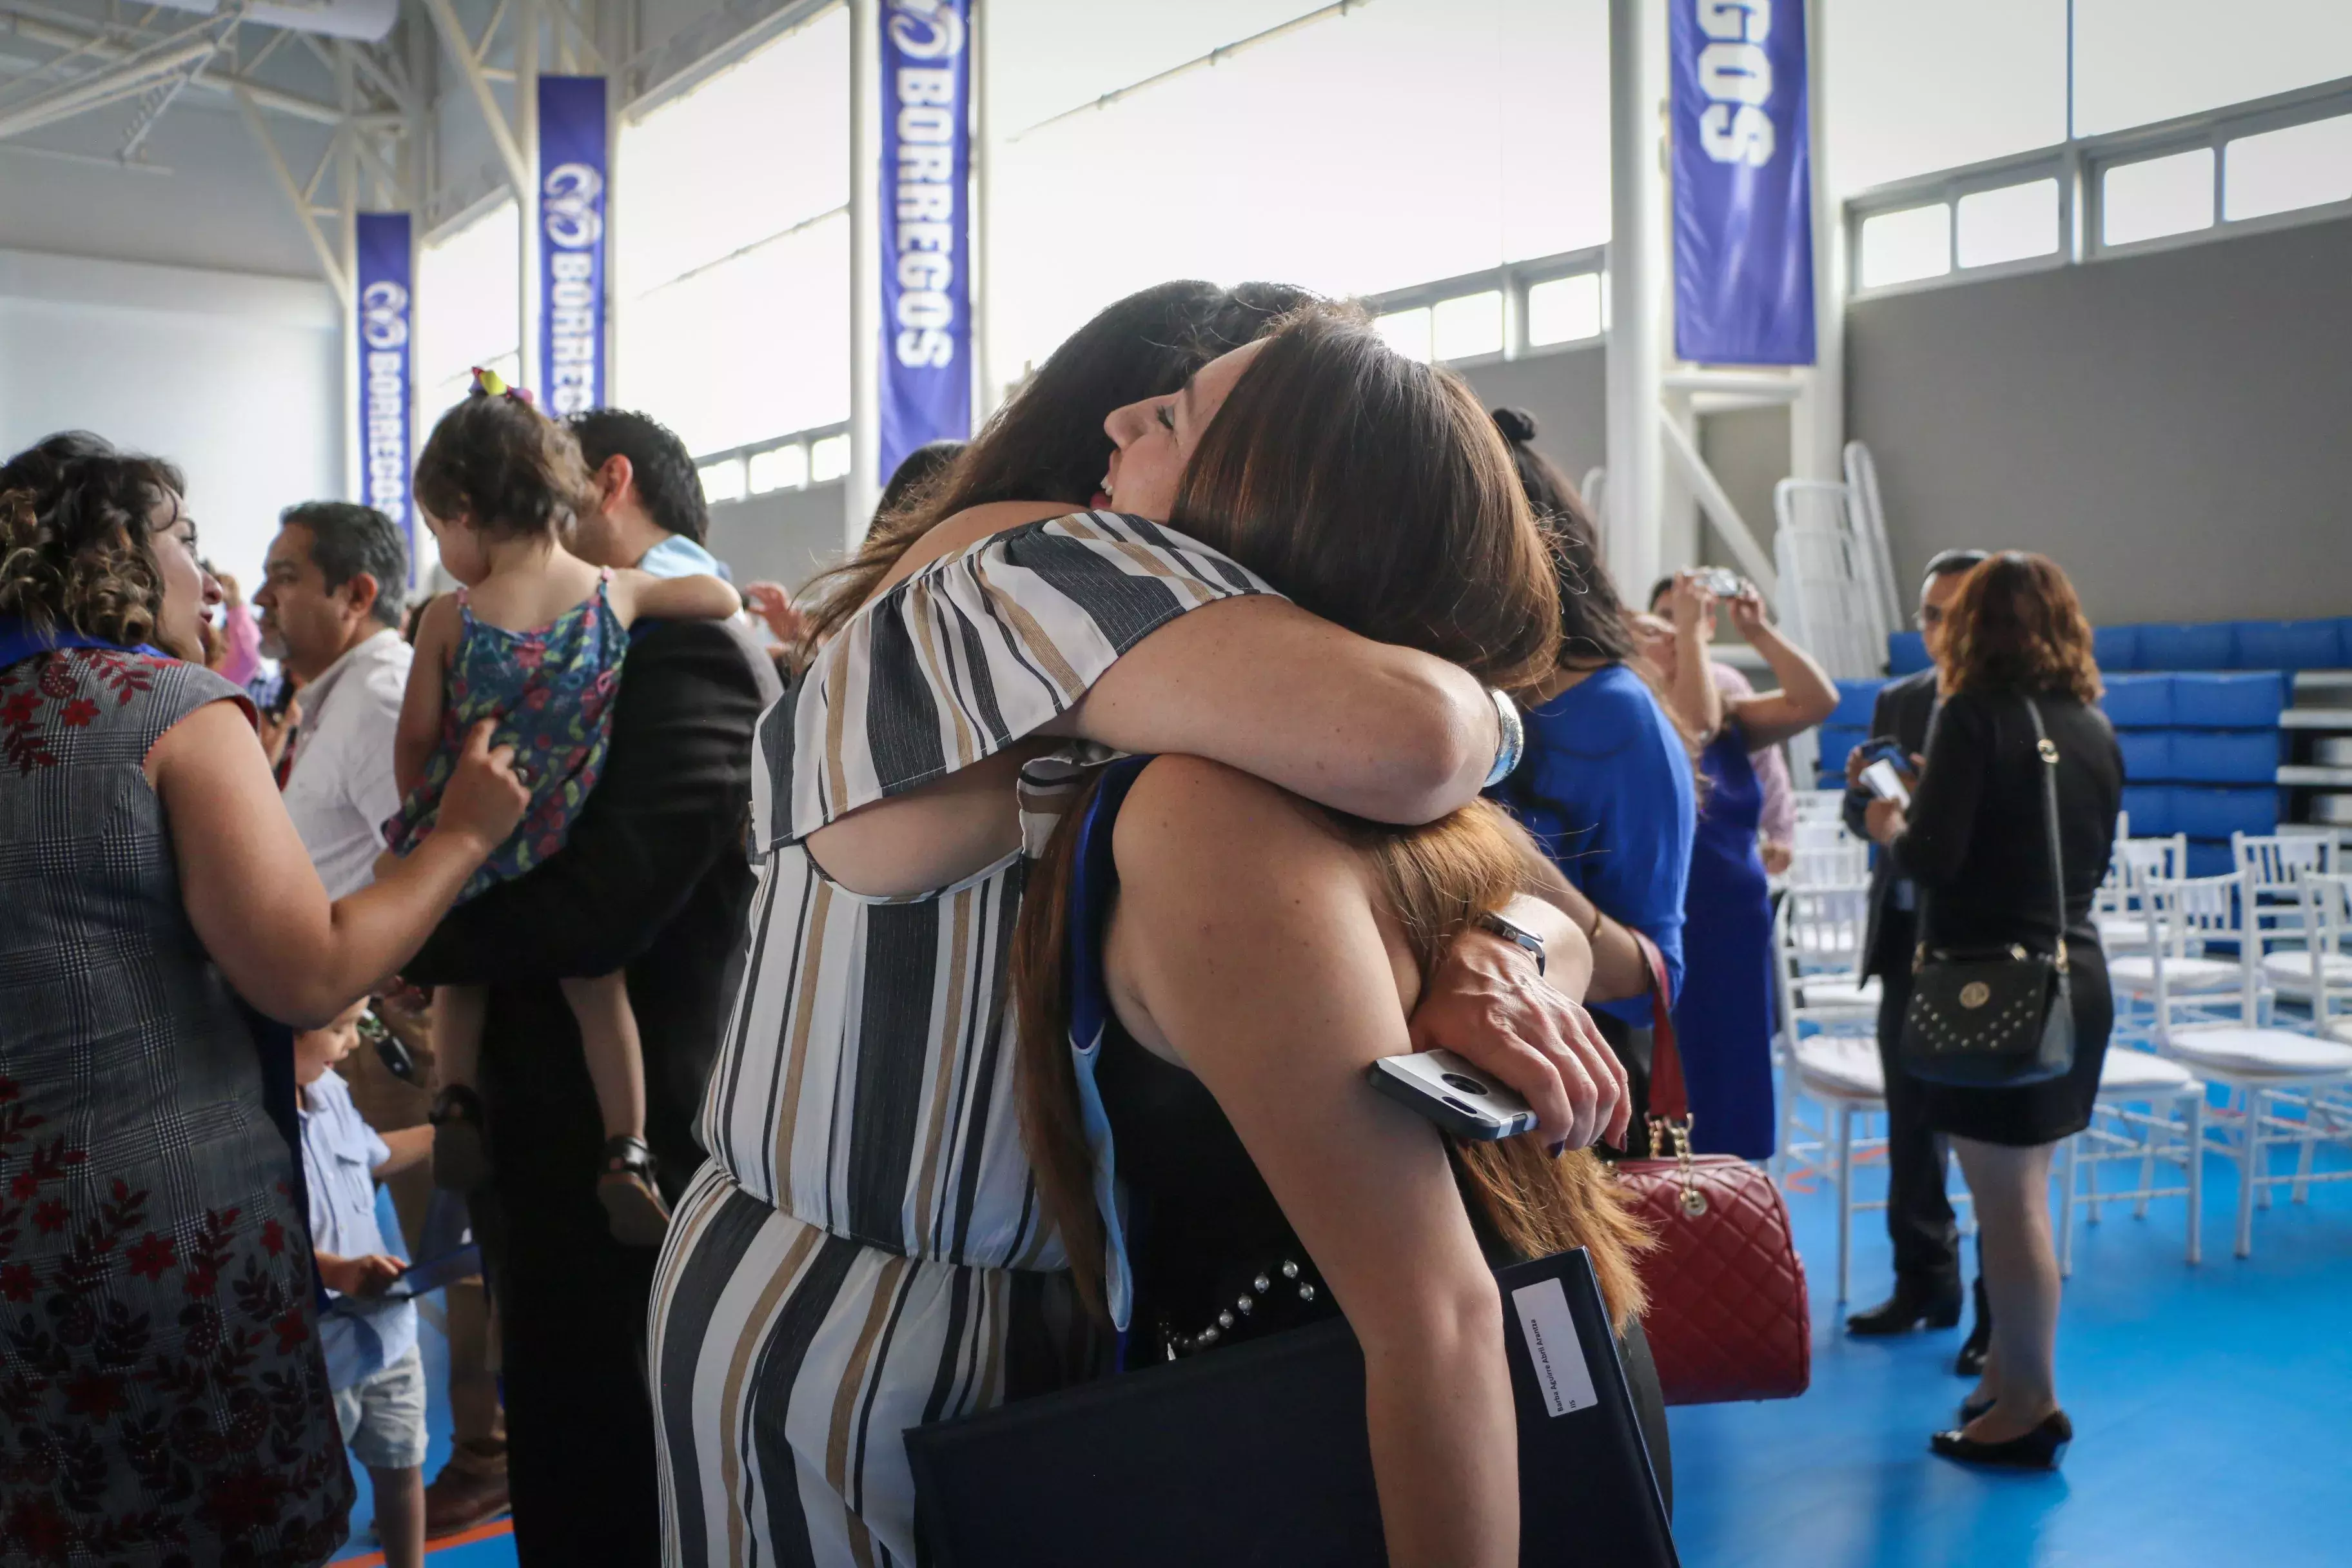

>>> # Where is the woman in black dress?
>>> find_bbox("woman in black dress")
[1862,553,2121,1471]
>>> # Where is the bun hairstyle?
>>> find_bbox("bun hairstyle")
[0,431,186,652]
[1014,307,1651,1333]
[413,375,596,541]
[1491,406,1540,446]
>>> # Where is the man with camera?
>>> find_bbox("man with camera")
[1841,548,1992,1371]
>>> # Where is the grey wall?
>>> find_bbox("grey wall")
[1459,343,1607,496]
[707,480,849,590]
[1848,215,2352,627]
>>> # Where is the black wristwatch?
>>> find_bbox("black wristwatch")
[1473,910,1547,975]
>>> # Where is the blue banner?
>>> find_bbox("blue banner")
[355,211,415,564]
[878,0,972,484]
[538,74,608,415]
[1669,0,1816,365]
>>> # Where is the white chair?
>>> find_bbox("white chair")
[2093,835,2187,959]
[2234,833,2337,1011]
[1771,883,1882,1199]
[1783,1035,1887,1304]
[2057,1049,2205,1273]
[1794,787,1848,825]
[2108,874,2258,1041]
[2272,871,2352,1026]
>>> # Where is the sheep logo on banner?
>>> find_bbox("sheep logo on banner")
[354,212,415,553]
[537,75,609,415]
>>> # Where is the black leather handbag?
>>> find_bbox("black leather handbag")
[1897,697,2077,1088]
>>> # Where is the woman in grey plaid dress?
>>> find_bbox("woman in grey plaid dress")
[0,434,528,1566]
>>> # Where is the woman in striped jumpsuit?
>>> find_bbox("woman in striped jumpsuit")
[650,295,1621,1567]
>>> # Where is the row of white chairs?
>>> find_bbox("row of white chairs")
[1770,819,2352,1291]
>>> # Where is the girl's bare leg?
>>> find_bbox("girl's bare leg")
[558,972,666,1244]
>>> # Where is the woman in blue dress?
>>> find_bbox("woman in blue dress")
[1485,411,1695,1156]
[1636,572,1836,1159]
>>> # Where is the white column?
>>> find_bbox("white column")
[1605,0,1667,600]
[847,0,883,545]
[517,0,541,394]
[336,50,361,504]
[1788,0,1843,484]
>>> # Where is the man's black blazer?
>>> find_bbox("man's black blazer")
[406,617,782,1202]
[1842,667,1939,981]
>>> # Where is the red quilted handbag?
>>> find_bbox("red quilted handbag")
[1617,934,1811,1406]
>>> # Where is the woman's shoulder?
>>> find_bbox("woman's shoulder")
[888,508,1271,604]
[1529,663,1678,750]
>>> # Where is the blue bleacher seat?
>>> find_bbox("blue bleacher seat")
[2115,730,2171,781]
[2099,674,2172,729]
[2135,622,2239,671]
[1816,723,1869,772]
[2170,671,2286,729]
[2121,784,2174,838]
[2170,785,2278,840]
[2184,839,2237,879]
[2333,618,2352,667]
[2168,729,2282,785]
[2231,620,2342,671]
[1830,679,1887,728]
[1886,631,1930,674]
[2092,624,2140,672]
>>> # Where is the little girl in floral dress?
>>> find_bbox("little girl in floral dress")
[386,371,738,1243]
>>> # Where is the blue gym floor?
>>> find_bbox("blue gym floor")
[336,1119,2352,1567]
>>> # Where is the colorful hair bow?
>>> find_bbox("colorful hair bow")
[471,367,538,407]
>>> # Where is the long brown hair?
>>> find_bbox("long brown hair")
[1941,551,2102,704]
[801,280,1315,645]
[1012,306,1649,1330]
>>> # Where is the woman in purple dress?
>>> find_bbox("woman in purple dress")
[1638,572,1836,1158]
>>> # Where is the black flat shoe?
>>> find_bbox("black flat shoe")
[1931,1410,2071,1471]
[1847,1276,1963,1337]
[1954,1275,1993,1376]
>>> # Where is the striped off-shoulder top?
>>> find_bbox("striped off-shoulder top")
[698,511,1274,1270]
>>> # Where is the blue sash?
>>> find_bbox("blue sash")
[0,612,164,671]
[1064,754,1154,1340]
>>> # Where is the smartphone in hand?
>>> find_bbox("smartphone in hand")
[1369,1049,1538,1141]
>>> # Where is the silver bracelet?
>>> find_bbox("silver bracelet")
[1482,687,1525,789]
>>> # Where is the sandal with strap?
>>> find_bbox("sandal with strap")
[430,1085,493,1193]
[597,1135,672,1247]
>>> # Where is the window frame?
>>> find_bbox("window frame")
[1847,73,2352,302]
[1360,246,1608,368]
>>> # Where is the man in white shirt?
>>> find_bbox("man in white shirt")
[253,500,412,899]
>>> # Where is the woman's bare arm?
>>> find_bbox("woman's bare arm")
[1726,590,1838,750]
[151,705,528,1028]
[1106,756,1516,1568]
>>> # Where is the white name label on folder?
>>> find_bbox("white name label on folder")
[1511,1278,1598,1417]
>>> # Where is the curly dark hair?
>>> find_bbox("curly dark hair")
[415,385,596,540]
[1942,551,2102,704]
[0,431,186,651]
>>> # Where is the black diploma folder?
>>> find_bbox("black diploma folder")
[905,1246,1678,1566]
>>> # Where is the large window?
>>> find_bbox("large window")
[985,0,1607,391]
[616,5,851,458]
[416,201,521,434]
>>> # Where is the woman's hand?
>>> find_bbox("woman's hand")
[743,581,807,645]
[1726,582,1769,641]
[1864,797,1907,845]
[432,720,531,854]
[1407,930,1631,1153]
[1666,571,1717,637]
[1761,838,1794,876]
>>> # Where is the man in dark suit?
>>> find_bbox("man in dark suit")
[406,418,782,1565]
[1841,549,1992,1369]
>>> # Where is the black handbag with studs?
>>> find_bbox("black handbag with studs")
[1897,696,2077,1088]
